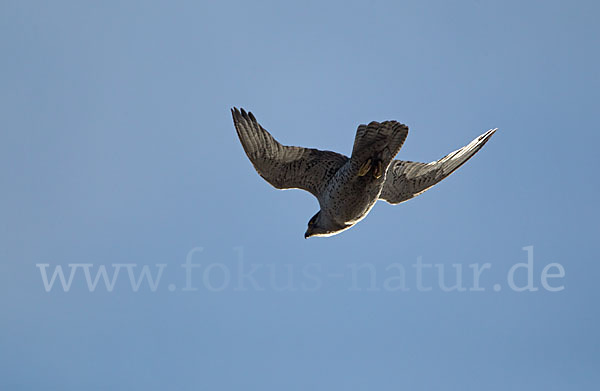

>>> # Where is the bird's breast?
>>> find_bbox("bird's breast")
[321,166,385,225]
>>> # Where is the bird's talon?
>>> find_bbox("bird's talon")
[373,160,383,179]
[358,159,372,177]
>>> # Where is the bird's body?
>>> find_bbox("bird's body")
[322,164,384,226]
[314,120,407,233]
[231,107,496,238]
[314,163,383,236]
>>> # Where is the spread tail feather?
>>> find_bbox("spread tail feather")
[351,121,408,163]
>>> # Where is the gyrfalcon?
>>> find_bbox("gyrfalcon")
[231,107,496,238]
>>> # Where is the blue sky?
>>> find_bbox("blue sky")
[1,1,599,390]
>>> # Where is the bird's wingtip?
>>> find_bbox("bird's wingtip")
[481,128,498,140]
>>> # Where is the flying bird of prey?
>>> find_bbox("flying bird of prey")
[231,108,496,238]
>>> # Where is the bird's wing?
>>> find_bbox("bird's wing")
[379,128,497,204]
[232,107,349,198]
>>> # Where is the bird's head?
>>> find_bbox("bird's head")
[304,211,349,239]
[304,211,326,239]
